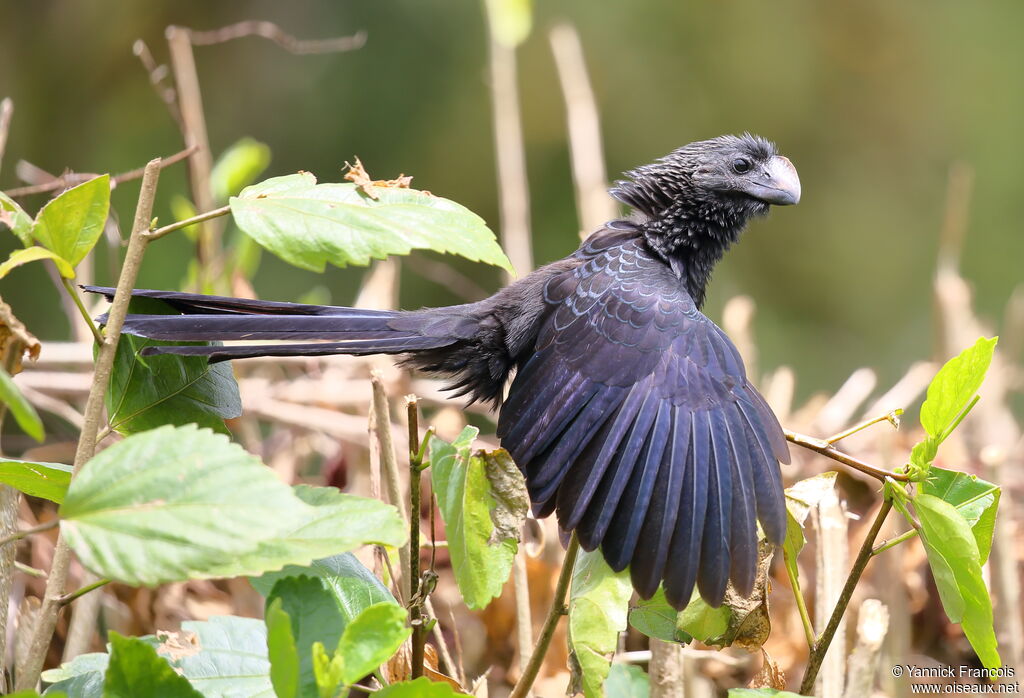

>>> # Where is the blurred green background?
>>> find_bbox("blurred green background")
[2,0,1021,400]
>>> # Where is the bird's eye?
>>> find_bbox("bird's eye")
[732,158,751,174]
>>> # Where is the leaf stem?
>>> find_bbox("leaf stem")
[15,158,162,691]
[509,533,580,698]
[141,204,230,242]
[406,395,426,681]
[0,519,58,548]
[785,429,910,482]
[58,577,110,606]
[824,410,902,445]
[872,529,918,556]
[938,395,980,444]
[783,544,816,650]
[799,498,893,695]
[60,277,103,345]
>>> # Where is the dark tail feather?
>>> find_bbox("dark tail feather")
[84,286,463,362]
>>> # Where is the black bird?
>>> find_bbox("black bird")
[87,134,800,610]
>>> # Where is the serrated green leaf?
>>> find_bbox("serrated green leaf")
[268,576,346,697]
[923,466,1001,564]
[336,602,410,686]
[60,425,312,585]
[0,366,44,441]
[374,677,462,697]
[431,426,523,609]
[627,587,692,644]
[266,598,301,698]
[914,493,1000,669]
[175,616,274,697]
[0,246,75,280]
[32,175,110,267]
[230,173,513,274]
[605,663,650,698]
[251,552,398,624]
[104,298,241,436]
[104,632,204,698]
[920,337,997,440]
[212,137,271,202]
[568,549,632,698]
[0,457,71,503]
[0,192,33,246]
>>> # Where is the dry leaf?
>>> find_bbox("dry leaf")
[0,296,41,373]
[748,648,787,689]
[157,629,201,662]
[344,157,414,200]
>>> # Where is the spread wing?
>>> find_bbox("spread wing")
[497,231,789,608]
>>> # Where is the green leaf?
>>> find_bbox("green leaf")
[265,598,301,698]
[60,425,313,585]
[373,677,462,697]
[914,493,1000,669]
[336,602,411,686]
[605,663,650,698]
[31,175,110,268]
[923,466,1001,564]
[212,137,272,202]
[42,651,109,697]
[219,485,406,579]
[430,427,525,609]
[104,632,204,698]
[0,246,75,279]
[676,592,731,645]
[0,366,44,441]
[230,173,513,274]
[0,458,71,503]
[920,337,997,440]
[174,616,274,697]
[728,689,804,697]
[0,191,33,246]
[252,552,398,624]
[105,298,242,435]
[628,587,692,644]
[568,549,632,698]
[268,576,346,697]
[312,642,345,698]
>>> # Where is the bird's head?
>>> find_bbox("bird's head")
[610,133,801,220]
[610,134,801,306]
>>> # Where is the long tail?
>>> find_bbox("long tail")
[82,286,462,363]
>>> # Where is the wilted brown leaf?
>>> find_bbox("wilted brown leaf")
[344,157,414,200]
[479,449,528,546]
[748,648,787,689]
[0,295,40,372]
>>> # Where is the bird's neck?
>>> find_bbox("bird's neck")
[639,200,752,309]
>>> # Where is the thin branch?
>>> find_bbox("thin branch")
[799,499,893,695]
[61,278,103,345]
[509,534,580,698]
[0,97,13,177]
[872,529,917,556]
[825,409,902,445]
[785,429,910,482]
[14,561,46,578]
[132,39,185,131]
[189,20,367,54]
[512,548,534,683]
[406,396,426,680]
[15,158,162,691]
[0,519,58,549]
[142,204,230,241]
[370,371,410,602]
[58,577,110,606]
[2,146,196,198]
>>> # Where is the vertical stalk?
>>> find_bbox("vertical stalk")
[15,160,163,691]
[509,535,580,698]
[370,372,410,602]
[800,499,893,695]
[406,397,426,679]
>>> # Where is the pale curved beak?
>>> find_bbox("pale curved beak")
[744,155,801,206]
